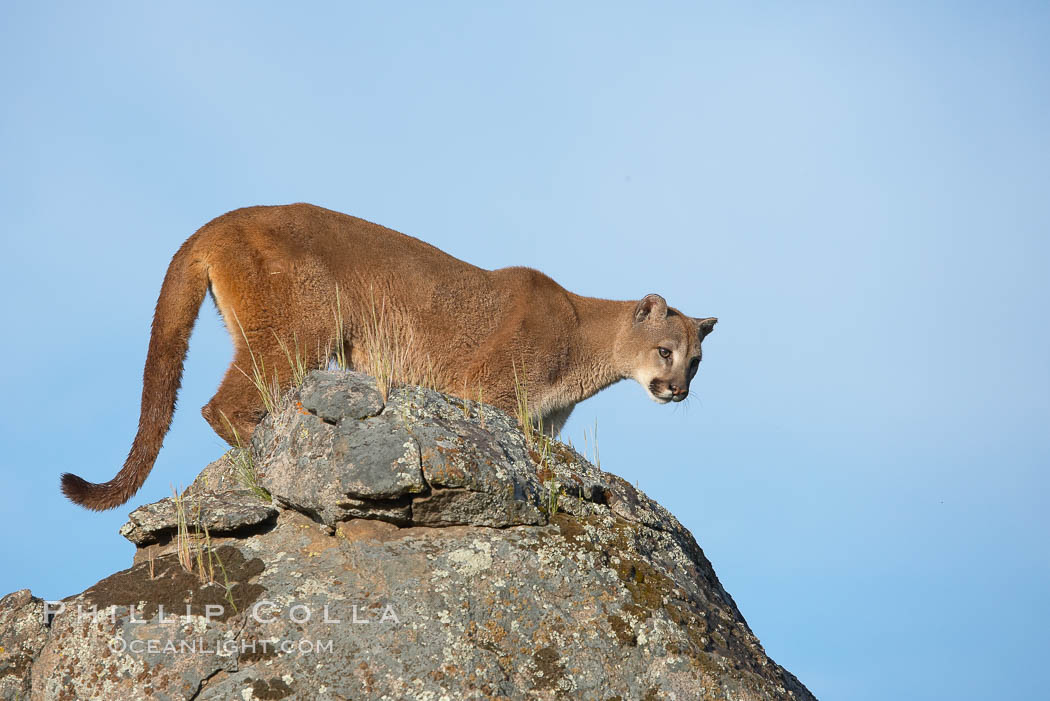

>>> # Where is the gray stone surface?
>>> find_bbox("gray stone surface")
[1,370,816,700]
[0,590,47,701]
[113,452,278,547]
[298,369,384,423]
[118,492,278,546]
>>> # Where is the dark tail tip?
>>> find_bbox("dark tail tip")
[61,472,127,512]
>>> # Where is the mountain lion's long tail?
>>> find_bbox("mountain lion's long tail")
[61,240,208,510]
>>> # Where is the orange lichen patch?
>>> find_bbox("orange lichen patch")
[536,465,553,485]
[335,518,404,543]
[480,619,509,646]
[420,446,468,484]
[283,512,341,556]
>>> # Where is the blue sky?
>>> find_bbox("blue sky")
[2,3,1047,699]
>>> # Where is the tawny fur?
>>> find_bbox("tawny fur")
[61,203,716,510]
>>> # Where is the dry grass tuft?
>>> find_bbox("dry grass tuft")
[170,485,239,611]
[355,287,440,400]
[582,418,601,471]
[513,359,542,449]
[219,412,271,503]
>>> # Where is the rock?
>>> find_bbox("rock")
[0,590,48,701]
[1,370,816,700]
[410,486,547,527]
[114,453,279,546]
[118,492,278,546]
[297,370,385,422]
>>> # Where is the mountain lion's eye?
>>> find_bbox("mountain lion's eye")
[658,347,671,359]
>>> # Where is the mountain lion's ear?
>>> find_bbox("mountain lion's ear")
[634,294,668,323]
[696,317,718,340]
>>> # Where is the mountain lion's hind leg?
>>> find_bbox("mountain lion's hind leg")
[201,332,293,446]
[201,357,265,447]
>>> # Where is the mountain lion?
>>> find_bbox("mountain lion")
[61,203,717,510]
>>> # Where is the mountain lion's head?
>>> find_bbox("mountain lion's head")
[621,294,717,404]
